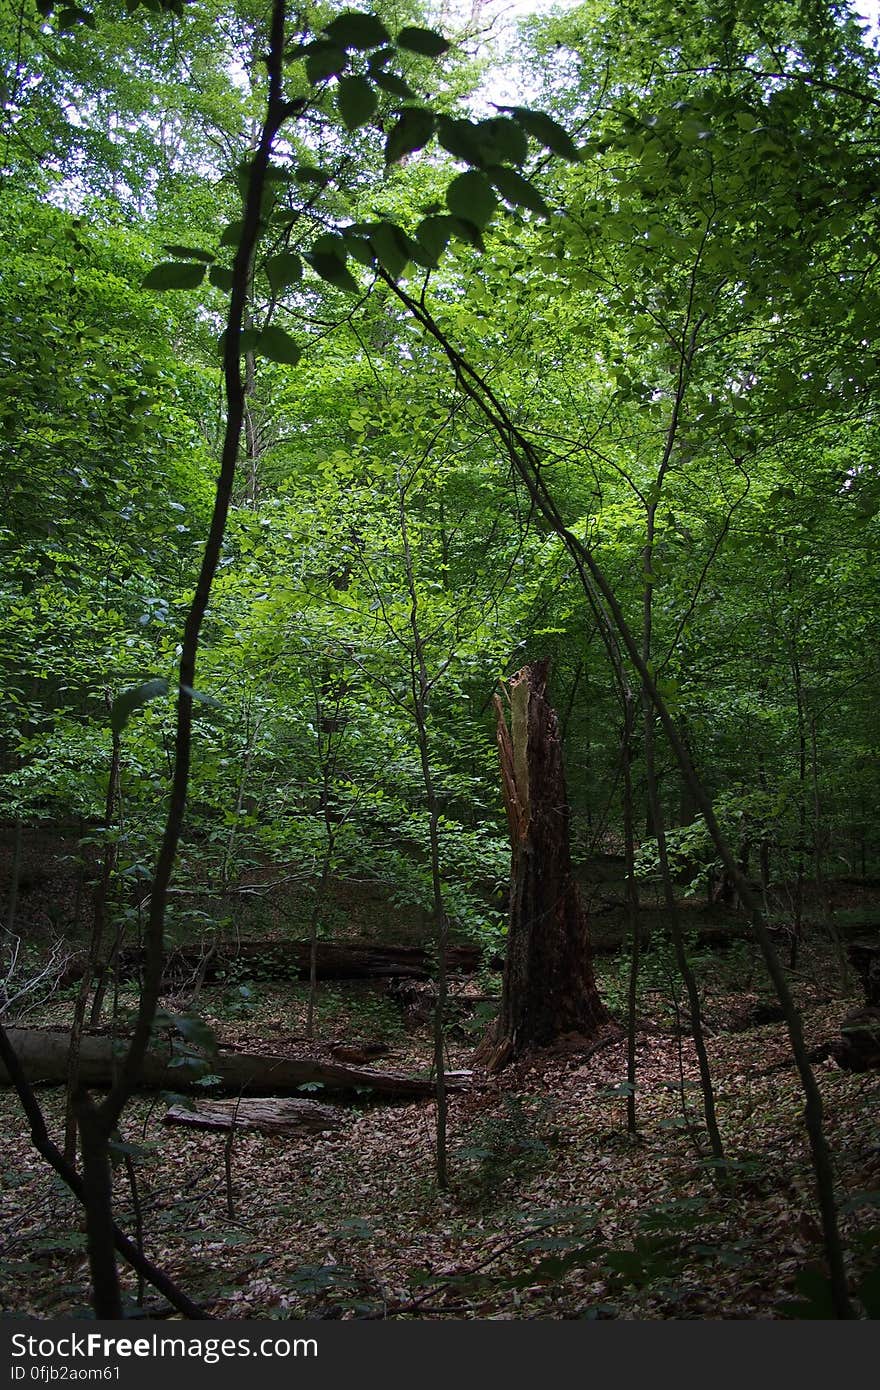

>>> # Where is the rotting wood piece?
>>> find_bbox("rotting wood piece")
[163,1097,343,1137]
[0,1028,472,1097]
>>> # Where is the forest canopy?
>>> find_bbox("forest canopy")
[2,0,879,897]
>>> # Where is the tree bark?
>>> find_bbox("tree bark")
[476,662,607,1068]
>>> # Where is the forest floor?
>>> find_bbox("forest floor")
[1,931,879,1320]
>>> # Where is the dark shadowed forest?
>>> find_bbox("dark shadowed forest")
[1,0,879,1323]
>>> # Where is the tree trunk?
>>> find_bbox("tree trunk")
[65,718,121,1160]
[476,662,607,1069]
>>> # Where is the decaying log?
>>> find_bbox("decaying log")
[0,1028,471,1098]
[61,939,481,987]
[163,1097,343,1136]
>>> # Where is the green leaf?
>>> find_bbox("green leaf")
[56,6,95,31]
[110,678,169,734]
[385,106,435,164]
[367,46,394,73]
[237,328,260,354]
[108,1137,154,1163]
[342,234,375,267]
[179,684,223,710]
[374,71,415,99]
[312,232,349,260]
[233,161,253,198]
[603,1249,647,1280]
[294,164,331,188]
[446,171,496,229]
[170,1013,218,1054]
[415,214,455,265]
[208,265,234,292]
[305,251,360,293]
[396,26,450,57]
[304,40,348,84]
[840,1190,880,1214]
[337,75,378,131]
[857,1267,880,1318]
[162,244,215,263]
[220,220,243,247]
[779,1269,836,1319]
[448,217,484,251]
[404,239,437,271]
[265,250,303,294]
[368,221,410,278]
[475,117,529,166]
[488,165,549,216]
[436,115,485,166]
[256,325,302,366]
[600,1080,636,1097]
[142,261,206,291]
[217,328,260,358]
[507,107,579,160]
[324,12,390,50]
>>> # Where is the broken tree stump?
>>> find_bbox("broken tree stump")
[476,661,608,1070]
[163,1097,343,1137]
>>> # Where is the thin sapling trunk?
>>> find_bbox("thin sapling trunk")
[398,481,449,1188]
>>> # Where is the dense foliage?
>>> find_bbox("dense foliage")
[3,0,879,927]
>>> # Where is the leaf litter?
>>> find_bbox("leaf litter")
[1,944,878,1320]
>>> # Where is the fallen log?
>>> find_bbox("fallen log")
[163,1097,343,1136]
[0,1028,471,1098]
[61,939,482,987]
